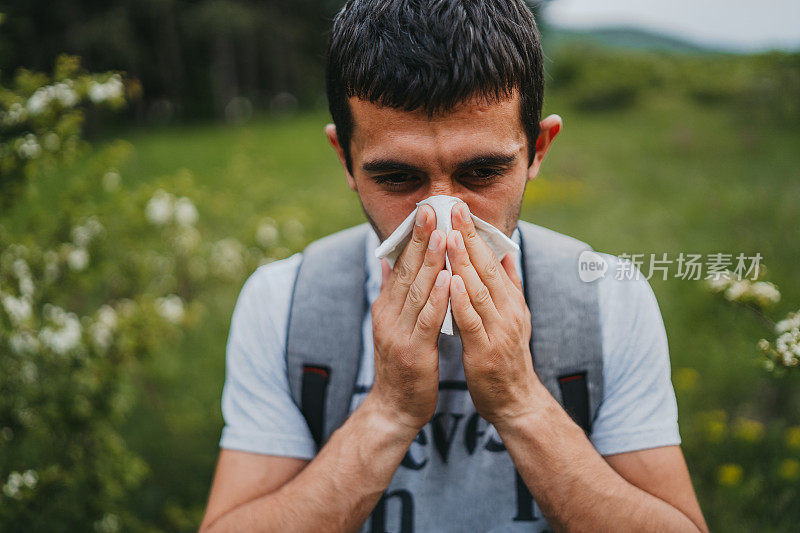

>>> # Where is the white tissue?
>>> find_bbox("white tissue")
[374,194,520,335]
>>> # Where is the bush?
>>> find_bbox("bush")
[0,55,274,531]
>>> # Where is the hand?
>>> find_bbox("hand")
[445,201,540,428]
[368,204,451,433]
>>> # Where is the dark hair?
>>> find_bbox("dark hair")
[325,0,544,176]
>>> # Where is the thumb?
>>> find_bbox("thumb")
[380,258,392,293]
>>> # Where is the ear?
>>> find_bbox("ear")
[325,123,358,192]
[526,114,563,182]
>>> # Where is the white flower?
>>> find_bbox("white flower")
[156,294,185,324]
[67,247,89,271]
[19,277,35,299]
[25,82,78,114]
[27,88,51,115]
[3,102,26,125]
[89,305,118,352]
[71,226,92,248]
[16,133,42,159]
[776,312,800,334]
[145,189,174,226]
[89,322,114,352]
[12,257,29,277]
[106,74,125,99]
[210,238,245,280]
[96,305,118,330]
[12,259,34,298]
[751,281,781,307]
[103,171,121,192]
[705,270,735,292]
[70,216,104,248]
[39,304,83,355]
[174,226,201,253]
[775,329,800,367]
[1,293,32,325]
[283,218,305,241]
[84,216,104,237]
[256,218,279,247]
[724,280,747,302]
[3,471,23,499]
[174,197,199,227]
[721,278,780,308]
[9,331,40,355]
[54,82,78,107]
[21,470,38,489]
[95,513,121,533]
[88,75,124,104]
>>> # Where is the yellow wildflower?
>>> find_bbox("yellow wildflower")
[732,417,764,443]
[675,367,699,392]
[785,426,800,450]
[778,459,800,481]
[716,463,743,486]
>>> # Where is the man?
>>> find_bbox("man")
[200,1,709,531]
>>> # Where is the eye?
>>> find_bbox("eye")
[464,168,503,181]
[373,173,419,189]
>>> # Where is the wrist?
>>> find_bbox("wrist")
[360,391,424,443]
[492,377,558,436]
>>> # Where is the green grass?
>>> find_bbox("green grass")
[107,88,800,529]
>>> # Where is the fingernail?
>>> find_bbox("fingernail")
[428,230,441,250]
[415,206,427,227]
[458,203,470,222]
[453,275,466,293]
[435,269,448,287]
[454,231,465,250]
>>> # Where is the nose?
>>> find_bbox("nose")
[427,176,459,199]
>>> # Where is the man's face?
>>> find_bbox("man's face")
[326,88,558,242]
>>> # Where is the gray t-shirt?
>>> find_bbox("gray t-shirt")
[219,225,681,531]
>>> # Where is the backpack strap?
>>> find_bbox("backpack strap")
[516,220,603,434]
[285,223,370,451]
[286,220,603,452]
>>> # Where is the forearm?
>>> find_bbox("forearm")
[203,393,418,532]
[495,380,703,533]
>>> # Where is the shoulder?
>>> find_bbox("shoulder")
[592,251,671,388]
[516,219,592,260]
[301,223,370,255]
[594,252,662,337]
[231,252,304,347]
[244,252,304,294]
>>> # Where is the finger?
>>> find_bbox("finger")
[385,205,435,317]
[412,268,451,343]
[449,274,490,347]
[450,202,512,310]
[501,253,524,297]
[399,229,447,332]
[446,228,502,327]
[380,258,391,293]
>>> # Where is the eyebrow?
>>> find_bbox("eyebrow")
[361,152,517,174]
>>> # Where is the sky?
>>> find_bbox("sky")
[545,0,800,52]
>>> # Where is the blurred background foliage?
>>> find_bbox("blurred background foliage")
[0,0,344,124]
[1,1,799,531]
